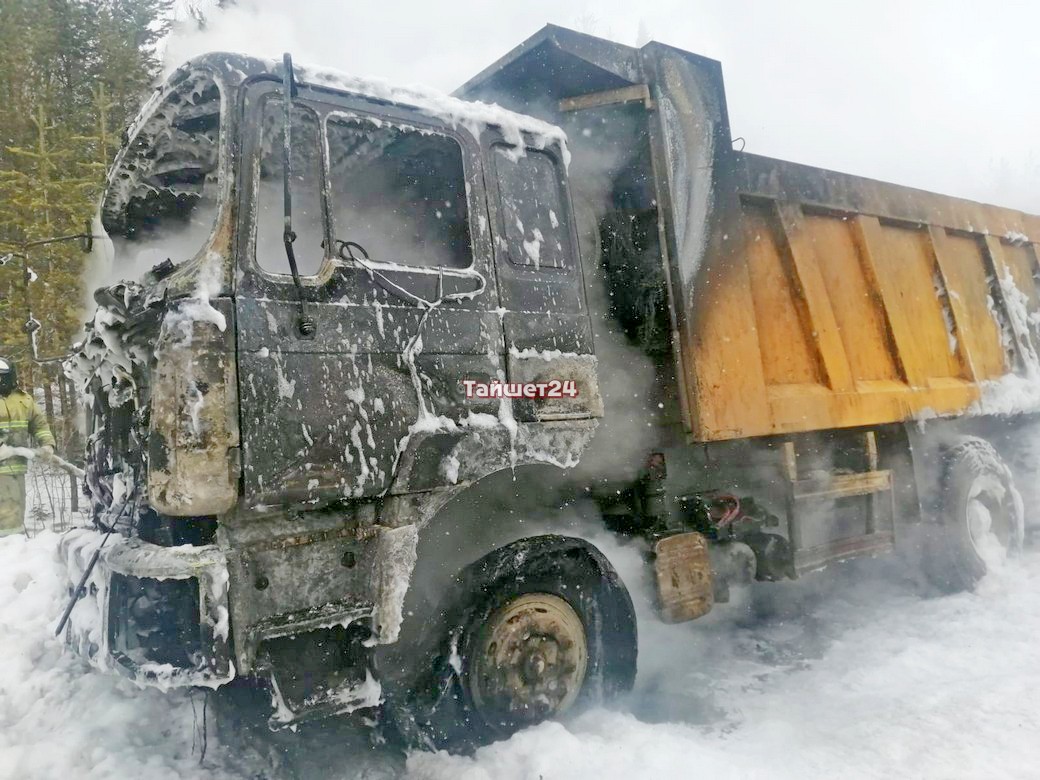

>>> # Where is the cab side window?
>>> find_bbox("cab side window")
[492,147,569,270]
[255,98,325,276]
[325,115,472,269]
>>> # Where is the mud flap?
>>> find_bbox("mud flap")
[653,532,714,623]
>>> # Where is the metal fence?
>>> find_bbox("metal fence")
[23,455,89,536]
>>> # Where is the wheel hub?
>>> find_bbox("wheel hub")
[469,593,588,728]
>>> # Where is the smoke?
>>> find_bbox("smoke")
[563,107,664,485]
[81,68,224,317]
[85,210,219,295]
[163,0,1038,214]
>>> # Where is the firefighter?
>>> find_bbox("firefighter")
[0,357,55,536]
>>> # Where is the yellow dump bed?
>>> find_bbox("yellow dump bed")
[684,153,1040,442]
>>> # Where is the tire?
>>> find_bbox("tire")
[385,534,637,754]
[925,437,1024,592]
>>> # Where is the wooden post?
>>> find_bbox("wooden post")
[865,431,878,535]
[783,441,802,551]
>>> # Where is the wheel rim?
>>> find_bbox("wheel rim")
[469,593,588,729]
[965,474,1012,568]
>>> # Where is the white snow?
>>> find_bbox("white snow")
[442,454,461,485]
[508,346,580,362]
[997,271,1040,374]
[521,227,544,268]
[161,251,228,347]
[331,669,382,712]
[0,533,239,779]
[273,354,296,400]
[459,411,499,429]
[934,270,958,354]
[3,530,1040,778]
[373,300,386,338]
[366,524,419,646]
[407,538,1040,780]
[968,272,1040,417]
[292,62,570,167]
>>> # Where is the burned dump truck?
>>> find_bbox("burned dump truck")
[58,25,1040,751]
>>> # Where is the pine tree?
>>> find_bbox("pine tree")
[0,0,173,369]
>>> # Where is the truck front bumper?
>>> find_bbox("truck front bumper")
[57,528,234,689]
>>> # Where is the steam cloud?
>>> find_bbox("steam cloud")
[164,0,1039,214]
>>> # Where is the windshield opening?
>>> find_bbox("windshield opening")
[102,73,223,275]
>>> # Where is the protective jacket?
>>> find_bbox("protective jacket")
[0,390,56,475]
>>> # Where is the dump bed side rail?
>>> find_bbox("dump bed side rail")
[685,152,1040,441]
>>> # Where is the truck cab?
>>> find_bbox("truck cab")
[61,52,619,735]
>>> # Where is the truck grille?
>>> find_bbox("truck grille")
[108,573,203,670]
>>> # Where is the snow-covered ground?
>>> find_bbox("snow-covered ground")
[2,528,1039,780]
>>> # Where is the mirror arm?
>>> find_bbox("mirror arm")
[281,52,316,338]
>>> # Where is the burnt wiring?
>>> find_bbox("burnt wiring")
[334,237,486,310]
[54,454,142,636]
[705,493,741,526]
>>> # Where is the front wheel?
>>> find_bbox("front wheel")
[468,591,590,727]
[925,437,1024,592]
[389,535,637,753]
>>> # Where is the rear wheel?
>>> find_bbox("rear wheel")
[926,437,1024,592]
[387,535,637,753]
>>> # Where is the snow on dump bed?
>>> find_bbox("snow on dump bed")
[5,528,1040,779]
[969,269,1040,417]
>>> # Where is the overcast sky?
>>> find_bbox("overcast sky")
[168,0,1039,213]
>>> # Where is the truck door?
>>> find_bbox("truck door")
[485,140,602,422]
[234,81,501,507]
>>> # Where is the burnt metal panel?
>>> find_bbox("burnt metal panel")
[456,25,643,114]
[484,134,587,319]
[502,312,593,353]
[148,297,241,516]
[238,350,415,503]
[237,298,502,355]
[229,530,378,626]
[457,28,743,439]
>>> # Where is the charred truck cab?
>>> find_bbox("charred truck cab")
[61,26,1040,752]
[61,47,622,741]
